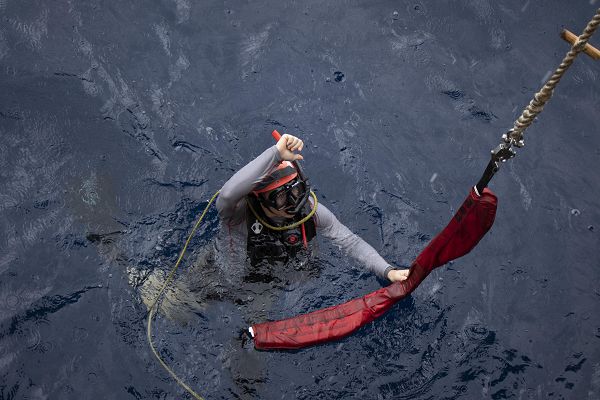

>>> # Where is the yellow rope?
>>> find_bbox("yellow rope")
[146,189,318,397]
[247,191,319,231]
[508,8,600,145]
[146,190,220,400]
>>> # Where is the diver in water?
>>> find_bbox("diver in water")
[215,133,410,282]
[214,133,409,394]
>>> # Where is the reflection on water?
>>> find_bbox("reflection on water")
[137,239,323,326]
[135,237,328,397]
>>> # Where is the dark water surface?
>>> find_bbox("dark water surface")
[1,1,599,399]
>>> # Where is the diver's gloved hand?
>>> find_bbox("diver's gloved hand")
[276,134,304,162]
[386,267,410,283]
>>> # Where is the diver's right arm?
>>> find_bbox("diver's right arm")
[216,134,304,221]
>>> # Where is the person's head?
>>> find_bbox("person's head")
[253,161,308,217]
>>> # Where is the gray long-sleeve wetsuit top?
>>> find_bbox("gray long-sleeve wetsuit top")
[215,145,392,279]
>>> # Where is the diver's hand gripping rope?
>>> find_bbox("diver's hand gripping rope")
[146,190,220,400]
[476,8,600,193]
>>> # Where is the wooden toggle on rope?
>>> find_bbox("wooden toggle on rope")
[508,8,600,146]
[561,29,600,60]
[476,8,600,193]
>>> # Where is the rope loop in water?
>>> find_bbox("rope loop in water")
[146,190,220,400]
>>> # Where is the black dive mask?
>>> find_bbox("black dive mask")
[262,178,310,214]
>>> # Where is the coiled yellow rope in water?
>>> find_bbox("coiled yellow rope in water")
[146,189,318,397]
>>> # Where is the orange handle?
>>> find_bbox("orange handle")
[272,130,282,142]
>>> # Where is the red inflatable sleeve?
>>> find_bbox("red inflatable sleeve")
[251,187,497,350]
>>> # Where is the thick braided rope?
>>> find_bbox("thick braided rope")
[509,8,600,143]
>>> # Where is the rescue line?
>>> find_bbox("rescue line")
[145,8,600,398]
[249,7,600,350]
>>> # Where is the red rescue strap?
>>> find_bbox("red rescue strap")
[301,222,308,249]
[251,187,497,350]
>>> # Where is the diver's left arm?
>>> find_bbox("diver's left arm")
[315,203,408,282]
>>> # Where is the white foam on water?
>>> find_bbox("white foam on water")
[390,30,433,53]
[80,172,99,206]
[154,22,171,57]
[490,27,506,49]
[0,30,8,60]
[509,164,532,211]
[9,8,48,51]
[81,67,101,97]
[172,0,191,23]
[467,0,492,22]
[240,25,271,78]
[169,53,190,83]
